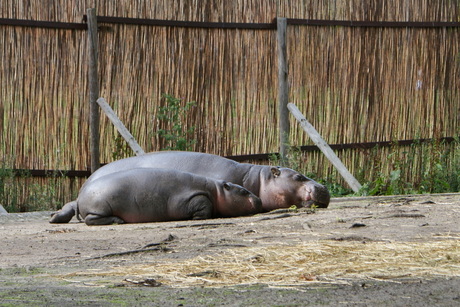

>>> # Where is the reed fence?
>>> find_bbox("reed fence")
[1,1,459,210]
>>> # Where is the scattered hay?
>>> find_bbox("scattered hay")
[63,240,459,288]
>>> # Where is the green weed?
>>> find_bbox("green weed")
[270,137,460,198]
[111,133,131,160]
[0,158,22,212]
[0,151,68,212]
[359,138,460,196]
[156,94,197,151]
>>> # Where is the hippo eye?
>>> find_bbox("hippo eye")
[295,174,308,182]
[240,189,251,196]
[223,183,231,190]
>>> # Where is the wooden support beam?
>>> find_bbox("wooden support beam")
[288,103,362,192]
[277,17,289,162]
[87,8,100,173]
[97,98,145,156]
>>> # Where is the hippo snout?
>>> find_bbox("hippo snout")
[303,182,331,208]
[250,195,263,212]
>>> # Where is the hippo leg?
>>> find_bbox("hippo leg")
[188,195,214,220]
[49,201,77,223]
[84,214,126,226]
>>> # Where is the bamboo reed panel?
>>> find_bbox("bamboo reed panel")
[288,26,459,147]
[1,1,459,208]
[2,1,459,23]
[1,26,89,171]
[279,1,460,22]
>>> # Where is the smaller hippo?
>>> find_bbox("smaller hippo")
[50,168,262,225]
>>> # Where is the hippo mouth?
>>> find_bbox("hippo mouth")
[297,188,315,208]
[249,196,263,212]
[298,197,328,209]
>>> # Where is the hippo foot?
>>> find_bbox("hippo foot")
[49,201,77,224]
[84,214,126,226]
[49,211,71,223]
[49,210,75,223]
[189,195,213,220]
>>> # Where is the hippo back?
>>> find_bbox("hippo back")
[78,168,262,223]
[87,151,250,185]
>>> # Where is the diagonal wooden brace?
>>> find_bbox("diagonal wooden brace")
[288,103,362,192]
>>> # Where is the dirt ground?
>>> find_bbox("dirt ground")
[1,193,460,306]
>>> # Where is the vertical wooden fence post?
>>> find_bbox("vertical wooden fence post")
[87,8,100,173]
[277,17,289,163]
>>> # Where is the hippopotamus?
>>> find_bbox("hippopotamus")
[81,151,330,211]
[50,168,262,225]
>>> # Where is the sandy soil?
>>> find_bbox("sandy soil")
[1,193,459,306]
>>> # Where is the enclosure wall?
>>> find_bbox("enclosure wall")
[1,1,459,209]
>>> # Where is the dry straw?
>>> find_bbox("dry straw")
[62,239,460,288]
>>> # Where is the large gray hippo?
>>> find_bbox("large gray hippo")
[50,168,262,225]
[82,151,330,211]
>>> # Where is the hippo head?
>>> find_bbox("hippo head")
[260,167,330,211]
[216,182,263,217]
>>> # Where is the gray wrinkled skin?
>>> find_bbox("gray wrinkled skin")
[82,151,330,211]
[50,168,261,225]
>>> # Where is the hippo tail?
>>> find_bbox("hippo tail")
[75,201,82,222]
[49,201,77,223]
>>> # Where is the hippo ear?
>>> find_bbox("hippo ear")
[271,167,281,177]
[223,182,231,190]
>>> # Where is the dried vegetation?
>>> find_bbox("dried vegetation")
[63,239,460,288]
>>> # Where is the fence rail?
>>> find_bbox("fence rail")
[8,136,456,178]
[0,17,87,29]
[2,17,460,31]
